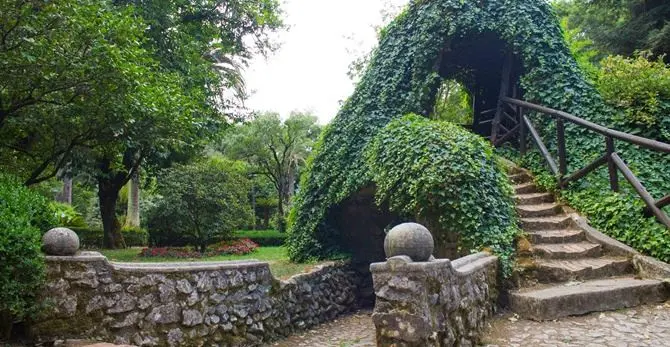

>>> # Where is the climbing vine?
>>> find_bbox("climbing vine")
[287,0,670,263]
[366,115,519,274]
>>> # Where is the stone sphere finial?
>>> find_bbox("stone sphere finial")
[383,223,434,261]
[42,227,80,256]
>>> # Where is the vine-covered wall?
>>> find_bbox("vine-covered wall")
[287,0,670,263]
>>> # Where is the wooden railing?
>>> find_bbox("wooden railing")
[495,96,670,229]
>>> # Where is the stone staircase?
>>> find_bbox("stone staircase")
[507,167,668,320]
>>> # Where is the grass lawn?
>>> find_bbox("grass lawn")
[96,246,323,279]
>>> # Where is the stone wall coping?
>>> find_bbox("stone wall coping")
[369,252,497,276]
[110,259,268,273]
[45,251,108,262]
[451,252,498,276]
[45,251,270,273]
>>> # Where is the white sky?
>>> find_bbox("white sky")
[244,0,408,124]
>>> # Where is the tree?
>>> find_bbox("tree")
[147,159,252,252]
[222,112,321,231]
[0,0,284,248]
[554,0,670,59]
[84,0,284,248]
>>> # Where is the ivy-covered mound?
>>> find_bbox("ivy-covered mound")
[366,115,518,269]
[287,0,670,263]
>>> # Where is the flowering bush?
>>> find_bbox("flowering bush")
[139,239,259,258]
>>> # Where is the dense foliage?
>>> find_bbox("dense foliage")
[597,54,670,141]
[288,0,612,262]
[147,159,252,251]
[0,174,56,338]
[366,115,519,273]
[554,0,670,59]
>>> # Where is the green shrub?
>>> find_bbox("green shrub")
[50,202,88,228]
[70,227,104,248]
[365,115,519,274]
[234,229,286,246]
[0,173,56,338]
[147,159,253,252]
[120,226,148,247]
[597,53,670,141]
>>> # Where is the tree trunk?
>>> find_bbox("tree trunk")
[263,208,270,229]
[287,165,296,199]
[98,179,126,249]
[124,169,141,228]
[276,189,286,233]
[250,184,256,230]
[56,177,73,204]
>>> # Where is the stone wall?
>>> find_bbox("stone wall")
[370,252,498,347]
[33,252,363,346]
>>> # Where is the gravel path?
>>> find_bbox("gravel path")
[266,310,375,347]
[267,301,670,347]
[483,301,670,347]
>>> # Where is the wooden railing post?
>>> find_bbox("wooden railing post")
[606,136,619,192]
[519,107,526,156]
[491,53,513,145]
[556,118,567,183]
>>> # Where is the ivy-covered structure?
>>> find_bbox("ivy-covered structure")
[287,0,670,264]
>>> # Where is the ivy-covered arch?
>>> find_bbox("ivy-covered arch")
[287,0,666,262]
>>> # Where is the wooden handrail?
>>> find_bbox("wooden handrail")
[502,97,670,153]
[498,97,670,229]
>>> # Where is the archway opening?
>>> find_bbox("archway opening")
[433,32,524,137]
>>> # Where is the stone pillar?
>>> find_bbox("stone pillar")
[371,256,456,346]
[370,223,498,347]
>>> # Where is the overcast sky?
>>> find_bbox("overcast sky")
[244,0,408,124]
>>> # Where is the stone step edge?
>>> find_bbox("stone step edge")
[508,277,668,321]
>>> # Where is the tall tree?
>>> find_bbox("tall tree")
[222,112,321,231]
[554,0,670,59]
[85,0,284,248]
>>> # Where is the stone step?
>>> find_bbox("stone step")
[506,165,525,175]
[517,203,563,218]
[527,229,585,244]
[515,192,555,205]
[521,215,572,231]
[532,242,602,259]
[509,172,532,184]
[526,257,633,283]
[509,277,668,320]
[514,182,539,195]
